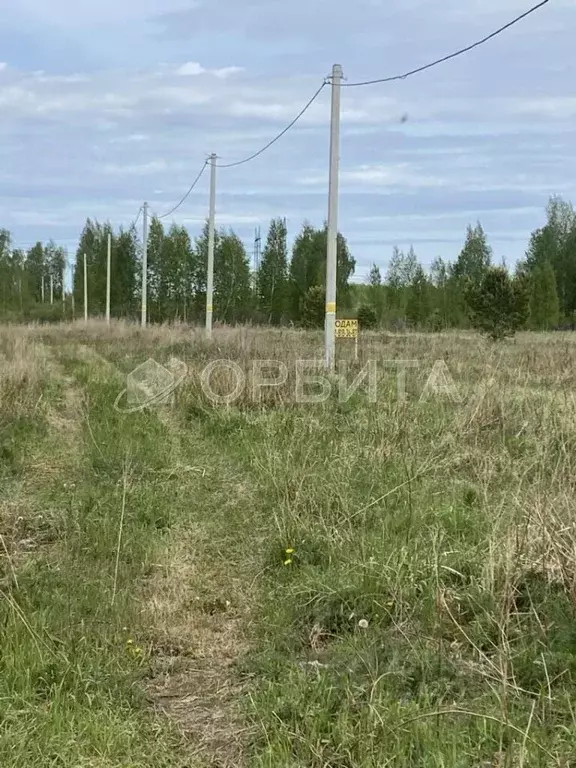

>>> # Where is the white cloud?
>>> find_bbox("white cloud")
[109,133,149,144]
[0,63,7,72]
[175,62,243,79]
[301,164,448,190]
[175,61,205,76]
[508,97,576,119]
[102,160,171,175]
[213,66,244,79]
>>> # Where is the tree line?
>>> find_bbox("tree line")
[356,196,573,333]
[0,195,573,331]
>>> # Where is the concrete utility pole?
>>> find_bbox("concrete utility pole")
[50,274,54,305]
[206,154,217,338]
[83,253,88,324]
[106,232,112,325]
[325,63,343,371]
[141,202,148,327]
[71,263,75,320]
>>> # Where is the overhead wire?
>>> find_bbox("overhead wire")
[158,160,209,219]
[133,205,143,228]
[342,0,550,87]
[215,80,329,168]
[146,0,551,217]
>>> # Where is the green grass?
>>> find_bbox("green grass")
[1,322,576,766]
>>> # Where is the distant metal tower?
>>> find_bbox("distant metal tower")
[254,227,262,273]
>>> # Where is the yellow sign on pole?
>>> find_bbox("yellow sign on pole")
[335,318,358,339]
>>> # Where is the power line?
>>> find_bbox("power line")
[342,0,550,87]
[133,205,143,228]
[158,160,208,219]
[216,80,328,168]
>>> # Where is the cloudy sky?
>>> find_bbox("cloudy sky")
[0,0,574,279]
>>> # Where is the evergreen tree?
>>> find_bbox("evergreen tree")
[465,267,529,341]
[301,285,325,328]
[357,304,377,329]
[257,218,288,324]
[367,263,385,323]
[529,261,560,330]
[406,264,432,327]
[429,257,450,329]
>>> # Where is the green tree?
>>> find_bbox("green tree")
[257,218,288,324]
[25,241,46,304]
[452,222,492,283]
[465,267,529,341]
[301,285,325,328]
[524,197,576,320]
[150,223,195,322]
[0,230,16,312]
[385,246,420,322]
[146,216,165,322]
[73,219,110,316]
[288,222,355,322]
[367,263,385,323]
[357,304,377,329]
[429,257,450,328]
[406,265,432,327]
[529,261,560,330]
[192,220,221,321]
[288,222,319,320]
[44,241,66,304]
[112,227,139,318]
[215,230,253,324]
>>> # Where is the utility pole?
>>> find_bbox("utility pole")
[71,263,75,320]
[83,253,88,324]
[50,274,54,305]
[106,232,111,325]
[325,63,343,371]
[206,154,217,338]
[141,202,148,327]
[62,256,66,315]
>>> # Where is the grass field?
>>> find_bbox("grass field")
[1,320,576,767]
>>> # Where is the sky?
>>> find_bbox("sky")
[0,0,574,281]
